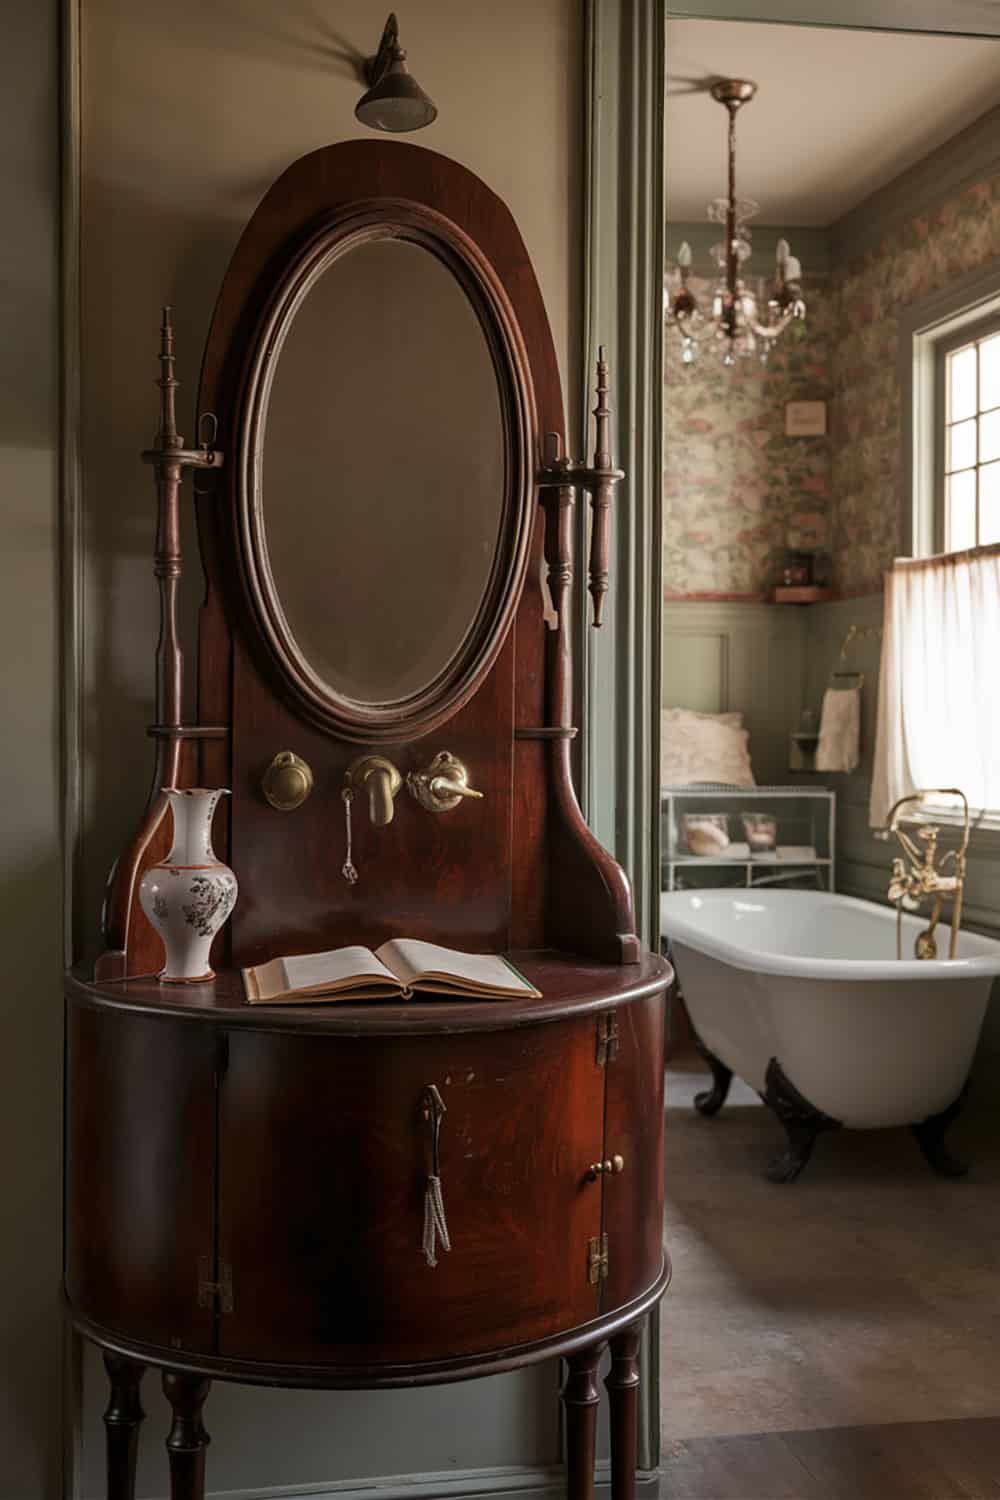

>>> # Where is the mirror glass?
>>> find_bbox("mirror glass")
[260,236,506,705]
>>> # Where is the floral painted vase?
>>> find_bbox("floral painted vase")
[138,788,238,983]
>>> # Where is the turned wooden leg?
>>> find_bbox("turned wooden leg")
[163,1371,211,1500]
[103,1353,146,1500]
[605,1324,641,1500]
[562,1342,606,1500]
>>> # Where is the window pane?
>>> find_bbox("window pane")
[947,469,977,551]
[980,461,1000,545]
[980,408,1000,463]
[948,344,977,421]
[980,333,1000,411]
[947,417,977,471]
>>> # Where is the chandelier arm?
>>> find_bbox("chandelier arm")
[745,306,800,341]
[668,314,722,344]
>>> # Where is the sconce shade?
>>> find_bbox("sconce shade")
[356,56,437,132]
[356,15,437,134]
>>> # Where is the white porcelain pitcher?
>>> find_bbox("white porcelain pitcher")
[138,788,238,983]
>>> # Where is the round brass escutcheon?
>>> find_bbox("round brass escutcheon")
[262,750,314,811]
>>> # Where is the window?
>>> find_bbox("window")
[870,547,1000,828]
[937,315,1000,552]
[894,278,1000,826]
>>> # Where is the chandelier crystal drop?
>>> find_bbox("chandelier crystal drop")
[665,79,806,368]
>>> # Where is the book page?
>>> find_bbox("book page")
[282,946,400,992]
[245,946,401,1003]
[376,939,539,996]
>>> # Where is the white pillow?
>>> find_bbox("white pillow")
[662,707,743,729]
[661,707,755,788]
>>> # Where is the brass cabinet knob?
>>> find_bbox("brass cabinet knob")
[262,751,314,811]
[587,1154,625,1181]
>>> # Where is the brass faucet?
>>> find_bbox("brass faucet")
[875,789,970,959]
[345,755,403,827]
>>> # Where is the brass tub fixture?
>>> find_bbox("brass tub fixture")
[875,789,970,960]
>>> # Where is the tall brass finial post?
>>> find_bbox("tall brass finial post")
[155,305,182,452]
[587,347,614,627]
[536,346,624,632]
[593,345,611,468]
[141,309,225,744]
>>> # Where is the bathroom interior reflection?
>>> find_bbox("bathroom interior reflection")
[659,14,1000,1460]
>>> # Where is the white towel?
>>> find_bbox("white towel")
[815,686,861,773]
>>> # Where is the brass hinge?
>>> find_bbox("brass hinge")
[197,1256,233,1314]
[587,1233,609,1285]
[596,1010,619,1066]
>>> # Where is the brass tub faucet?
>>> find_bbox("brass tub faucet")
[874,789,970,959]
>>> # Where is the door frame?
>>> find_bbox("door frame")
[582,0,1000,1477]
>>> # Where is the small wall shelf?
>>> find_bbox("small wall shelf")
[772,586,833,605]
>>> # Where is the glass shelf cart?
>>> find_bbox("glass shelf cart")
[661,783,836,892]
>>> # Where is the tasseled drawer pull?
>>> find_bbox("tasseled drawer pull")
[421,1084,451,1268]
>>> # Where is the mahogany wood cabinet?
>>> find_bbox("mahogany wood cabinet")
[65,139,671,1500]
[67,962,668,1498]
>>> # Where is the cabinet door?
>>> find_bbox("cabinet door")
[65,1004,218,1354]
[600,991,666,1312]
[218,1015,605,1368]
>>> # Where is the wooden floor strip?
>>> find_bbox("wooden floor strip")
[662,1417,1000,1499]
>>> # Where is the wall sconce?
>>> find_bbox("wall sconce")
[355,13,437,134]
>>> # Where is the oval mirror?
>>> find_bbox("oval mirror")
[239,219,532,740]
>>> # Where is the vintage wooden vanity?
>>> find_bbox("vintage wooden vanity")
[64,141,671,1500]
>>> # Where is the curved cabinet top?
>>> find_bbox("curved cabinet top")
[68,951,671,1036]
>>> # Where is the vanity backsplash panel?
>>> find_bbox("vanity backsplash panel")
[229,630,517,969]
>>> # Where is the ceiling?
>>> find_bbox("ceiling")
[666,20,1000,226]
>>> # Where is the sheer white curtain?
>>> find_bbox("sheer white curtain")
[870,544,1000,827]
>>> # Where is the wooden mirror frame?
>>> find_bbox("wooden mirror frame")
[234,199,536,743]
[96,140,639,979]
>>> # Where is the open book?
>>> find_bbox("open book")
[242,939,542,1005]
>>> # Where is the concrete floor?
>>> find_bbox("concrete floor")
[662,1052,1000,1442]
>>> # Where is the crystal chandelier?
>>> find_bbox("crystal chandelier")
[665,79,806,367]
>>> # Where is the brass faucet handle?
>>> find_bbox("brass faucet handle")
[407,752,483,813]
[345,755,403,827]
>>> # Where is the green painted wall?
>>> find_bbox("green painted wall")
[662,601,807,784]
[0,3,63,1497]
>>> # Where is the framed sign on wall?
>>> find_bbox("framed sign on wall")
[785,399,828,437]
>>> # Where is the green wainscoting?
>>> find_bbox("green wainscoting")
[662,601,808,786]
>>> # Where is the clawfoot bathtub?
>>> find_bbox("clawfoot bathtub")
[661,889,1000,1182]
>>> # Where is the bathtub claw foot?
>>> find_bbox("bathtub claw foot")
[762,1058,842,1184]
[912,1083,971,1179]
[693,1035,733,1117]
[767,1142,816,1184]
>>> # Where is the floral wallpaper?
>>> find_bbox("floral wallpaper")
[664,272,833,597]
[832,173,1000,594]
[665,171,1000,599]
